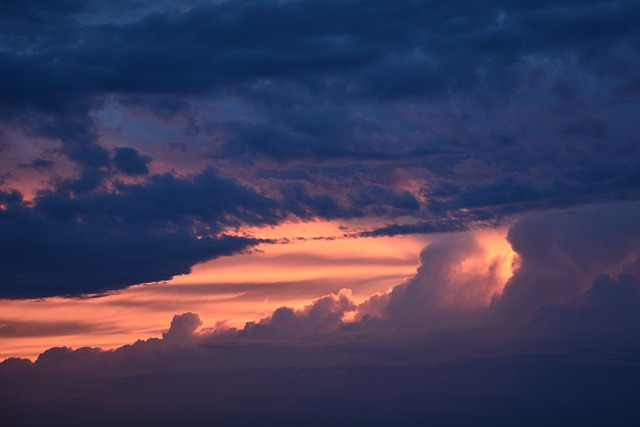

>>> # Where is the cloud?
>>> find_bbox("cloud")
[18,159,55,170]
[494,201,640,322]
[238,289,356,339]
[0,167,280,298]
[531,273,640,341]
[3,203,640,425]
[0,162,431,298]
[1,0,640,423]
[0,0,638,259]
[357,220,468,238]
[112,147,151,176]
[383,232,512,328]
[0,319,103,338]
[162,312,203,343]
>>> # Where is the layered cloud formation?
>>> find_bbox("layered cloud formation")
[2,0,640,297]
[3,203,640,426]
[1,2,639,424]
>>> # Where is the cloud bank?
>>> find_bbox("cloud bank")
[2,202,640,426]
[1,0,640,297]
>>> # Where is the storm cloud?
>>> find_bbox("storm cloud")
[3,203,640,426]
[1,0,640,297]
[1,2,640,423]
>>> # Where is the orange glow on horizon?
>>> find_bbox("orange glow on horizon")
[0,221,430,361]
[0,222,518,362]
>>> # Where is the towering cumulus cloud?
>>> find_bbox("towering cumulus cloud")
[2,203,640,426]
[497,203,640,322]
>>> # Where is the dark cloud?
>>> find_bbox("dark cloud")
[0,0,637,299]
[0,0,638,230]
[358,220,468,238]
[0,167,280,298]
[349,184,420,215]
[0,163,434,298]
[531,273,640,341]
[3,203,640,426]
[0,190,23,208]
[495,202,640,321]
[17,159,55,170]
[112,147,151,176]
[2,1,638,136]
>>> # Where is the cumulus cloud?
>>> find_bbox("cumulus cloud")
[238,289,356,339]
[531,273,640,341]
[162,312,203,343]
[494,202,640,322]
[3,203,640,426]
[386,233,509,317]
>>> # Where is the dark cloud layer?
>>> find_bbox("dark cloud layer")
[112,147,151,176]
[2,203,640,426]
[1,0,639,296]
[0,164,425,298]
[0,169,274,298]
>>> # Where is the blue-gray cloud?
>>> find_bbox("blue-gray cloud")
[1,0,639,296]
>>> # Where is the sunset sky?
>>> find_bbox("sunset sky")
[1,1,640,426]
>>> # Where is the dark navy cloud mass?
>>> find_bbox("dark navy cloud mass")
[1,0,638,297]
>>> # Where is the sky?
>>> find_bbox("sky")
[1,0,640,425]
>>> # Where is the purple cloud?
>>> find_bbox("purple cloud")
[3,203,640,425]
